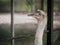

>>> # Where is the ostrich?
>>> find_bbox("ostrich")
[34,10,47,45]
[28,9,47,45]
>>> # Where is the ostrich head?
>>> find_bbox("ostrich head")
[34,9,47,22]
[28,9,47,22]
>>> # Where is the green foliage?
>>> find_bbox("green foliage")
[0,0,10,12]
[26,0,34,6]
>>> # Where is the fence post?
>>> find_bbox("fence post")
[47,0,53,45]
[11,0,15,45]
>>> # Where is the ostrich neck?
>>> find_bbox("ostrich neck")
[35,17,47,45]
[37,17,47,34]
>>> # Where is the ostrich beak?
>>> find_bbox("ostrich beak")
[28,13,43,21]
[33,15,43,21]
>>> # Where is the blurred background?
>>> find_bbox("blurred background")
[0,0,60,45]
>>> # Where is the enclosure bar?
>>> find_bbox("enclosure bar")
[47,0,53,45]
[11,0,15,45]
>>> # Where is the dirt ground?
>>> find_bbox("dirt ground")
[0,13,60,45]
